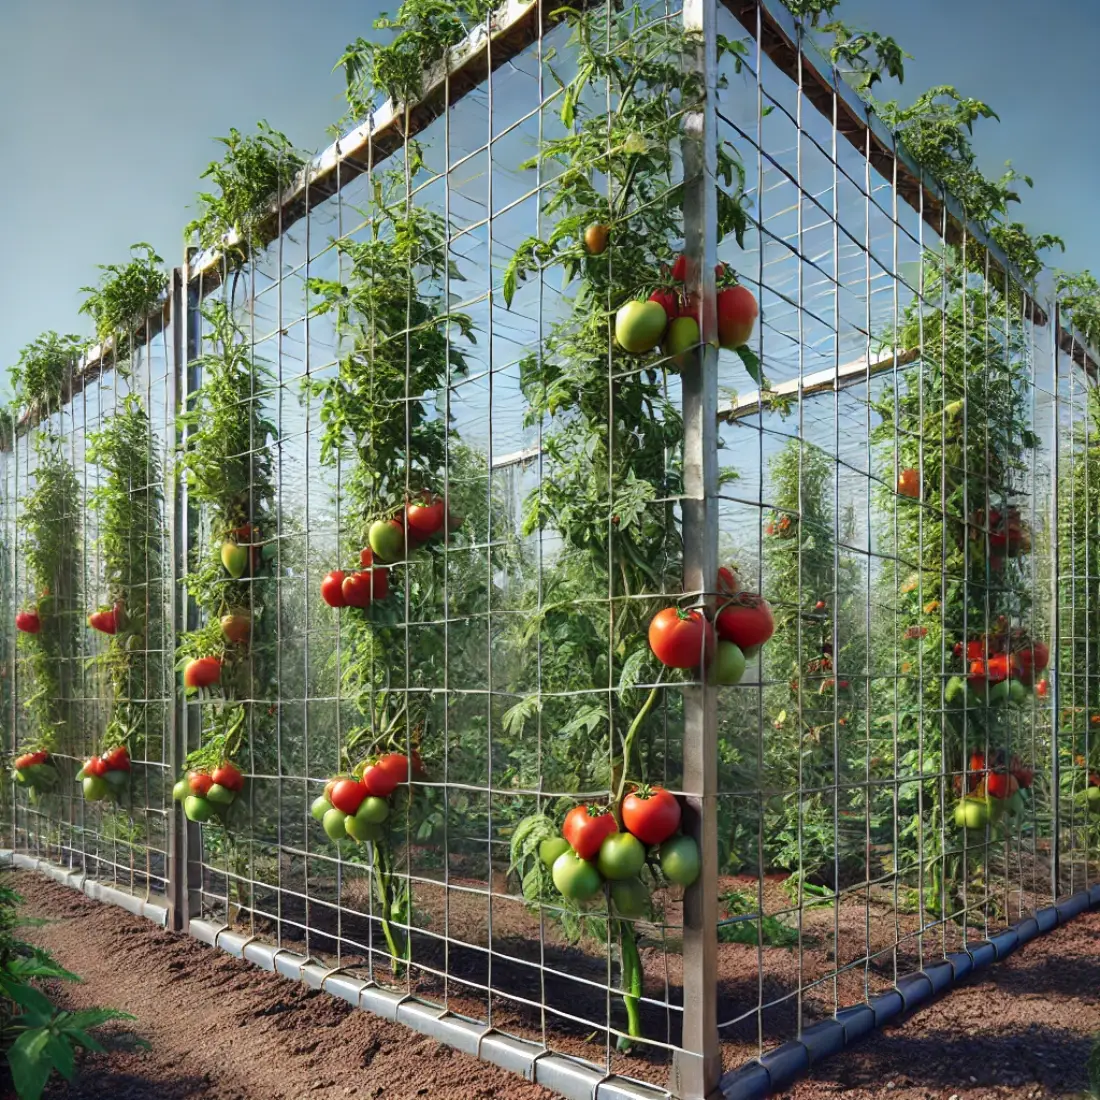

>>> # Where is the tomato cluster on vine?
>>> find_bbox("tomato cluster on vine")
[172,761,245,822]
[12,749,57,793]
[610,252,758,373]
[320,493,461,610]
[540,788,699,915]
[647,565,773,685]
[311,752,424,844]
[78,746,131,802]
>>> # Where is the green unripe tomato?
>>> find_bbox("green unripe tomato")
[104,768,129,790]
[659,836,700,886]
[173,778,190,802]
[206,783,236,806]
[356,796,390,825]
[183,795,214,823]
[712,641,746,686]
[1087,786,1100,815]
[345,814,383,843]
[322,807,349,841]
[954,797,988,831]
[610,877,650,918]
[82,776,109,802]
[311,795,333,821]
[987,680,1010,705]
[539,837,570,869]
[551,851,603,901]
[1008,679,1027,704]
[596,833,647,880]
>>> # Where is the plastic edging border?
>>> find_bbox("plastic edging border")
[717,883,1100,1100]
[0,851,669,1100]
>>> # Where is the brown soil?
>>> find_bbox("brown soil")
[12,865,1099,1100]
[8,872,554,1100]
[782,907,1100,1100]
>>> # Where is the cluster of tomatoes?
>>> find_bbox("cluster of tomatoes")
[648,566,774,685]
[609,249,758,366]
[77,746,132,802]
[956,629,1050,704]
[12,749,57,793]
[954,749,1034,832]
[311,752,422,844]
[969,507,1031,559]
[320,494,459,610]
[172,761,245,822]
[539,788,699,916]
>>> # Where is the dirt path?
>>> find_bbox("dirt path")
[783,908,1100,1099]
[10,869,1100,1099]
[9,872,553,1100]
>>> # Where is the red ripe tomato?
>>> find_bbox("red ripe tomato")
[30,750,48,765]
[716,285,757,349]
[103,746,131,772]
[188,771,213,797]
[330,778,366,815]
[985,653,1020,683]
[406,495,445,539]
[14,754,33,770]
[715,595,774,650]
[342,571,373,609]
[671,255,688,282]
[371,567,390,601]
[212,762,244,792]
[717,566,739,596]
[15,610,41,634]
[1036,679,1049,698]
[86,756,107,778]
[183,657,221,689]
[562,805,617,860]
[985,771,1019,800]
[714,262,727,280]
[359,547,374,567]
[361,762,399,798]
[321,570,348,608]
[896,468,920,499]
[648,289,680,324]
[966,639,985,661]
[648,608,715,669]
[377,753,411,785]
[679,292,700,322]
[1030,641,1050,672]
[622,787,681,845]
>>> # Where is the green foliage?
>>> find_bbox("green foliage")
[1087,1030,1100,1100]
[335,0,494,124]
[79,244,168,352]
[717,888,798,947]
[86,395,164,753]
[19,436,81,751]
[0,878,139,1100]
[177,301,277,774]
[1056,269,1100,350]
[185,122,305,255]
[8,334,85,413]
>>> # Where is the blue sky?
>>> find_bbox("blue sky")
[1,0,1097,392]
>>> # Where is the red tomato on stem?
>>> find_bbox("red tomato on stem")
[321,570,347,608]
[715,594,774,650]
[212,762,244,792]
[621,786,681,845]
[188,771,213,797]
[648,608,714,669]
[562,805,617,860]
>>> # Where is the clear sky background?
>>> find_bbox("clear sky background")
[1,0,1097,394]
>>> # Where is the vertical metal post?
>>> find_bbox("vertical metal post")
[1050,306,1062,901]
[671,0,720,1092]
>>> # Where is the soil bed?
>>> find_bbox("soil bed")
[9,872,554,1100]
[9,868,1100,1099]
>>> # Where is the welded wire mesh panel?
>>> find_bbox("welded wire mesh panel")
[2,0,1099,1097]
[711,0,1065,1076]
[4,326,175,900]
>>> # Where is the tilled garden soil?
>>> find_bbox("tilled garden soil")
[9,873,554,1100]
[10,869,1100,1099]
